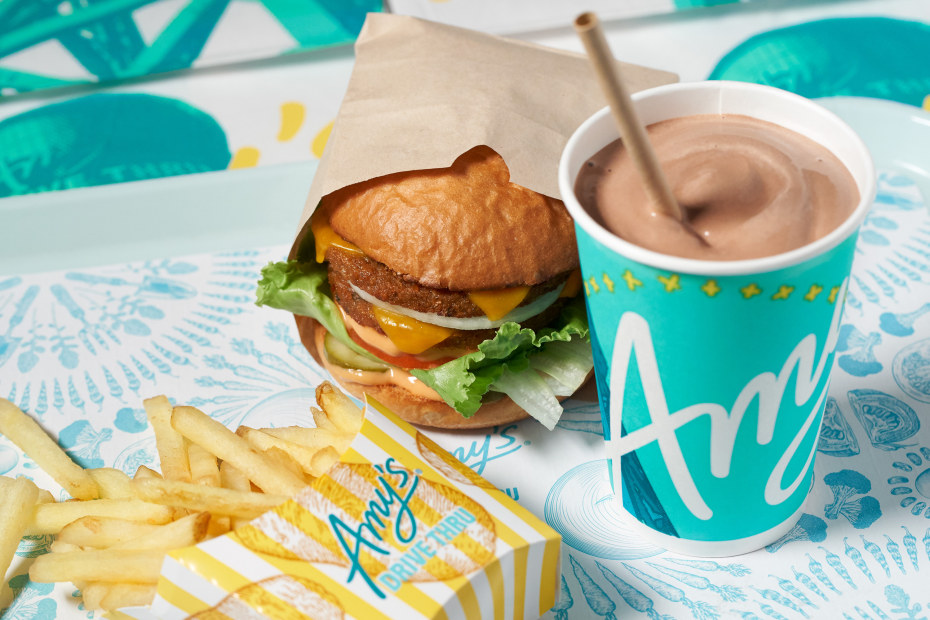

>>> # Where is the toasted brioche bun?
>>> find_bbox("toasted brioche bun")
[295,316,532,429]
[320,145,578,291]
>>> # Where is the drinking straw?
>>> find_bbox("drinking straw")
[573,12,683,222]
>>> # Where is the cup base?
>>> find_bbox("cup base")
[611,493,808,558]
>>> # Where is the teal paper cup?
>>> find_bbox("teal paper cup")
[558,81,875,556]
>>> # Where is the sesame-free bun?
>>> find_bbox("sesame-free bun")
[322,145,578,291]
[296,316,531,429]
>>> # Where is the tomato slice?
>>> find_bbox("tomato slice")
[347,329,455,370]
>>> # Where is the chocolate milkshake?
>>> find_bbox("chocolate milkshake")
[574,113,860,261]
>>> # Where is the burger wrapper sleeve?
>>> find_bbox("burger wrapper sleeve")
[294,12,678,248]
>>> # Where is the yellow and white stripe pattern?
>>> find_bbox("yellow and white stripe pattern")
[149,398,561,620]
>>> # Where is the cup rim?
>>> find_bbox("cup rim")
[558,80,877,276]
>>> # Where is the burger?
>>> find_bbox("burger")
[255,146,593,429]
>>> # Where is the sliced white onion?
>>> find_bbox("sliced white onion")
[349,282,565,330]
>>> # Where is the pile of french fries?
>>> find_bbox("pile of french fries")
[0,382,363,613]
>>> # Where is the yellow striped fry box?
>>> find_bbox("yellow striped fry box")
[131,397,561,620]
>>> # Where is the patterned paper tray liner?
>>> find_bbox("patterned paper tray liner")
[126,398,560,620]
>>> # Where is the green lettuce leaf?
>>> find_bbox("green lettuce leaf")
[410,298,591,424]
[255,260,382,362]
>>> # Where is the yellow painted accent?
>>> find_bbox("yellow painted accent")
[600,273,614,293]
[311,120,334,159]
[924,94,930,111]
[309,208,363,263]
[277,102,306,142]
[828,286,841,304]
[155,574,210,616]
[583,281,590,296]
[740,283,762,299]
[772,285,794,300]
[701,280,721,297]
[560,270,583,298]
[804,284,823,301]
[229,147,259,169]
[622,269,643,291]
[373,306,454,354]
[588,277,600,293]
[469,287,530,320]
[658,274,681,292]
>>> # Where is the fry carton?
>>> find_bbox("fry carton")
[129,397,560,619]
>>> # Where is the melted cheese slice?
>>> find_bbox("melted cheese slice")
[372,307,454,355]
[560,270,583,298]
[468,287,530,321]
[309,209,362,263]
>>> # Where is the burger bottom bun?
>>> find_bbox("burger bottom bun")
[294,315,534,429]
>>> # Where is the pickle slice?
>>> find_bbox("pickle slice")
[323,333,390,372]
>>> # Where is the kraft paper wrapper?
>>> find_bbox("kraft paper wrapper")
[292,13,678,252]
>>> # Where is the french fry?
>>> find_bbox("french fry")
[144,395,191,483]
[0,399,99,500]
[188,442,221,487]
[89,468,134,499]
[49,540,82,554]
[262,426,351,453]
[111,512,210,551]
[132,477,289,519]
[29,549,165,584]
[310,406,340,434]
[81,582,157,611]
[27,499,175,536]
[171,406,305,496]
[57,517,165,549]
[0,476,39,588]
[238,427,338,478]
[133,465,162,480]
[36,488,55,504]
[309,446,341,478]
[262,446,306,481]
[219,461,250,493]
[219,462,253,530]
[316,381,364,434]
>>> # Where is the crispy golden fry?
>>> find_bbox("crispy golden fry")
[57,517,165,549]
[219,461,250,493]
[309,446,340,478]
[81,582,157,611]
[144,395,191,483]
[36,488,55,504]
[27,499,175,536]
[261,426,350,453]
[89,468,134,499]
[316,381,364,435]
[188,443,221,487]
[206,514,231,538]
[49,540,82,553]
[132,477,289,519]
[111,512,210,551]
[309,406,340,434]
[171,406,305,495]
[219,462,253,530]
[238,427,338,478]
[29,549,165,584]
[0,399,99,500]
[262,446,305,481]
[0,476,39,587]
